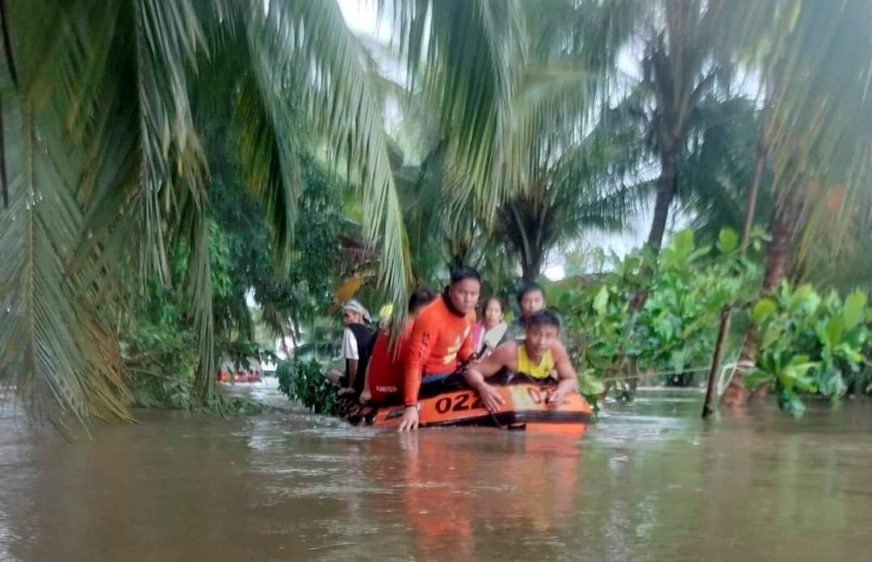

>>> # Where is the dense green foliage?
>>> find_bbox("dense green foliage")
[548,228,872,416]
[123,282,268,415]
[276,359,338,416]
[123,285,198,409]
[1,0,418,427]
[208,152,345,344]
[551,229,761,399]
[746,285,871,416]
[119,152,346,410]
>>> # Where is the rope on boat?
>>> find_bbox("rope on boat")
[716,360,755,397]
[598,356,749,398]
[601,365,709,382]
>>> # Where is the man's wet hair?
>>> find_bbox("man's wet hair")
[408,286,436,314]
[516,282,545,306]
[526,309,561,331]
[450,265,481,284]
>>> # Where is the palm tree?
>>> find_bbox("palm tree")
[498,107,644,281]
[1,0,533,427]
[392,139,493,281]
[479,0,640,282]
[721,0,872,407]
[675,97,771,242]
[610,0,769,252]
[0,0,418,426]
[639,0,724,250]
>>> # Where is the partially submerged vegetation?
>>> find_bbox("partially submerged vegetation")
[277,359,338,416]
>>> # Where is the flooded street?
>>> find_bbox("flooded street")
[1,388,871,561]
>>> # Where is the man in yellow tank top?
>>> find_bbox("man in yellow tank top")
[463,310,578,412]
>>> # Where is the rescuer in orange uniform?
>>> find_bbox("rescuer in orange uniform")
[360,287,436,404]
[398,266,481,431]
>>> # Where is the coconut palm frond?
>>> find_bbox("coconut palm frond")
[507,0,640,189]
[225,14,305,269]
[130,0,207,284]
[1,0,209,423]
[186,206,216,404]
[480,0,650,280]
[388,0,526,219]
[259,0,410,308]
[0,97,132,430]
[676,96,769,241]
[761,0,872,263]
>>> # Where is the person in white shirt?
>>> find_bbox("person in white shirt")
[328,300,374,396]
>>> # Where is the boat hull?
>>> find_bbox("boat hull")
[367,382,592,434]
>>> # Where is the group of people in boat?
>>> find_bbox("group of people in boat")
[218,369,262,383]
[327,266,579,431]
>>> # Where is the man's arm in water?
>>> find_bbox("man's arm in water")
[463,344,516,412]
[358,361,372,404]
[549,342,578,407]
[345,358,360,394]
[398,315,438,431]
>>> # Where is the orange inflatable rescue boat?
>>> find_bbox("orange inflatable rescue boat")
[361,373,593,434]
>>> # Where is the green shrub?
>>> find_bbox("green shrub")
[746,284,870,415]
[277,358,338,415]
[122,300,198,409]
[551,227,761,399]
[549,226,872,416]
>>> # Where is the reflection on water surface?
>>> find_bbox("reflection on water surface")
[2,388,871,561]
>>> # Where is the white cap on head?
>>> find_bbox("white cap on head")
[343,299,370,322]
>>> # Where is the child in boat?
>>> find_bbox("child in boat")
[399,266,481,431]
[464,309,577,412]
[359,287,436,405]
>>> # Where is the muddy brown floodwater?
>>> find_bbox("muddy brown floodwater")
[1,386,871,561]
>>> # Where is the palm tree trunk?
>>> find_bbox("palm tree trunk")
[702,121,767,416]
[603,150,679,400]
[627,149,679,316]
[702,309,732,417]
[760,202,801,289]
[521,251,543,283]
[740,127,768,249]
[723,196,802,407]
[646,151,679,251]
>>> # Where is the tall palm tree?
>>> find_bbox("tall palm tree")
[484,0,640,282]
[498,105,644,281]
[613,0,769,251]
[0,0,415,426]
[722,0,872,407]
[640,0,724,250]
